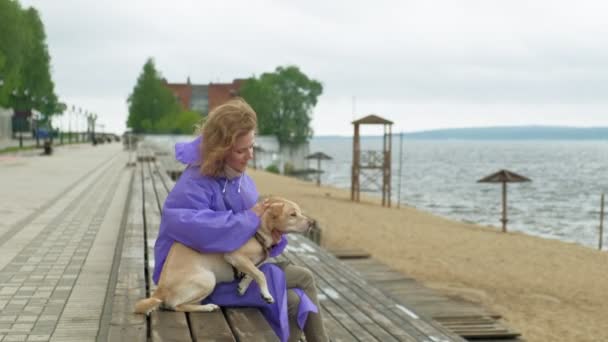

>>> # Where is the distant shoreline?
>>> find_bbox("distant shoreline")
[315,125,608,140]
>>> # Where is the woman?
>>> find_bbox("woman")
[153,98,329,342]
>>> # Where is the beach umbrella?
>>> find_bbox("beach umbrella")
[306,152,333,186]
[477,169,531,233]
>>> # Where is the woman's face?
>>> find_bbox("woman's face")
[225,130,255,173]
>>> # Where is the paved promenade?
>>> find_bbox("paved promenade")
[0,143,131,342]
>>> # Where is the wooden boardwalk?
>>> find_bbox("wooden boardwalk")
[104,147,467,341]
[341,257,522,341]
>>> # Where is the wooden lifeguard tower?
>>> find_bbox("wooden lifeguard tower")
[351,114,393,207]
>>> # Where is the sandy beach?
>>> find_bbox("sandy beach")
[249,169,608,342]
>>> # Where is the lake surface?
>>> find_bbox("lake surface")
[146,135,608,249]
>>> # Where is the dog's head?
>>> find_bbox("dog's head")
[260,197,314,237]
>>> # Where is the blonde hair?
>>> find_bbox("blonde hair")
[198,97,257,176]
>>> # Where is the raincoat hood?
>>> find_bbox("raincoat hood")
[175,135,202,165]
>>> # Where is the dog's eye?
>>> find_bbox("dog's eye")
[290,213,297,217]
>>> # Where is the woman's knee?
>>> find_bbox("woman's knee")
[287,265,315,288]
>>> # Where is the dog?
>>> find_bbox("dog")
[134,197,313,314]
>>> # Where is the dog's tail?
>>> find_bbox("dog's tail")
[134,295,162,315]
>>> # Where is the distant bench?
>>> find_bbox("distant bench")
[105,147,466,342]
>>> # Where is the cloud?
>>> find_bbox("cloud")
[21,0,608,134]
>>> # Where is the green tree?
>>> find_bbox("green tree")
[0,0,28,107]
[155,110,201,134]
[21,8,55,110]
[240,65,323,145]
[0,1,60,124]
[127,58,182,133]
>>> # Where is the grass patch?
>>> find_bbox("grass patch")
[0,145,40,154]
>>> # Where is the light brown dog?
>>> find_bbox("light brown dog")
[134,197,313,314]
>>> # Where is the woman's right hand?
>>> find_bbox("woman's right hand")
[252,199,271,217]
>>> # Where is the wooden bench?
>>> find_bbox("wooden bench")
[105,147,467,342]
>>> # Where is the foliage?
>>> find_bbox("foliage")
[155,110,202,135]
[0,1,60,122]
[283,162,295,175]
[127,58,199,134]
[265,164,280,174]
[240,65,323,145]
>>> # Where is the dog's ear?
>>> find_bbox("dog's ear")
[270,203,285,218]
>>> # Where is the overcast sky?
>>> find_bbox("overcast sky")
[21,0,608,135]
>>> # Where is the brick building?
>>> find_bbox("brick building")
[163,77,245,115]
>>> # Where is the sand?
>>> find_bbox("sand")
[248,169,608,342]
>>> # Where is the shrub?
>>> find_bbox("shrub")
[283,162,295,175]
[265,164,280,174]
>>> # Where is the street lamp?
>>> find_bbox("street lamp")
[78,107,82,142]
[69,105,74,143]
[11,89,27,148]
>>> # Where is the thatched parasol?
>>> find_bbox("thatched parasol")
[477,169,531,232]
[306,152,333,186]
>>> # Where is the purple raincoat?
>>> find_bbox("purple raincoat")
[153,136,317,342]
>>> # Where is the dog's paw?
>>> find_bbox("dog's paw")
[207,304,220,312]
[237,276,252,296]
[261,294,275,304]
[237,285,246,296]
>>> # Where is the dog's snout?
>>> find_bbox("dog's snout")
[308,219,316,228]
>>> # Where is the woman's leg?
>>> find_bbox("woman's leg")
[279,262,329,342]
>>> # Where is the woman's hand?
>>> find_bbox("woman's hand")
[251,198,271,217]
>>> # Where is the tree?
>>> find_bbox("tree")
[21,8,55,110]
[127,58,182,133]
[240,65,323,145]
[0,0,28,107]
[127,58,200,134]
[0,1,60,124]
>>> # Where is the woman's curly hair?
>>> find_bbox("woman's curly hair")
[197,97,257,177]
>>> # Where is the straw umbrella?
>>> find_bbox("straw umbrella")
[477,169,531,232]
[306,152,332,186]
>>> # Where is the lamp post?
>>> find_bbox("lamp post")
[78,107,82,142]
[92,113,97,143]
[69,105,74,143]
[11,89,29,148]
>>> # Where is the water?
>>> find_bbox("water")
[310,137,608,249]
[145,134,608,249]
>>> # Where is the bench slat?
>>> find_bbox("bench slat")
[189,312,236,342]
[285,235,464,341]
[225,308,280,341]
[151,311,192,342]
[107,167,147,342]
[143,162,193,342]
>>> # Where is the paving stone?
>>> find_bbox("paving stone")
[35,317,57,323]
[10,323,33,331]
[0,288,19,296]
[4,335,27,342]
[26,335,50,342]
[21,308,42,315]
[15,317,37,324]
